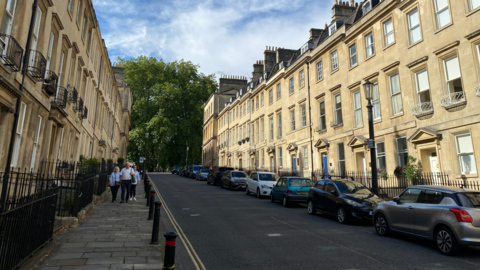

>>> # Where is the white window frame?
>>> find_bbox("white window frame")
[45,32,55,75]
[57,51,65,95]
[76,0,82,23]
[408,8,421,45]
[319,101,326,130]
[12,102,27,168]
[317,61,323,81]
[376,142,386,170]
[256,121,259,143]
[329,24,336,35]
[261,149,265,167]
[469,0,480,10]
[261,118,264,141]
[290,110,295,131]
[29,7,42,66]
[30,115,42,171]
[363,0,372,13]
[383,18,394,46]
[261,92,264,106]
[434,0,450,29]
[334,93,342,125]
[277,114,282,138]
[353,91,363,127]
[269,89,273,104]
[0,0,18,55]
[289,78,294,94]
[301,105,306,127]
[303,146,308,168]
[443,55,463,94]
[365,32,374,58]
[331,50,338,71]
[269,117,274,141]
[278,147,283,167]
[276,84,281,99]
[349,44,357,67]
[372,83,381,121]
[396,137,408,167]
[455,133,477,174]
[338,143,345,172]
[415,69,431,104]
[389,73,403,115]
[256,96,259,109]
[66,131,72,160]
[299,70,305,88]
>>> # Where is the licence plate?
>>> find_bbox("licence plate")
[297,191,308,194]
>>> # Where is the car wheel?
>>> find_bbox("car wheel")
[245,185,250,195]
[256,188,261,198]
[435,227,459,256]
[282,196,289,207]
[307,200,316,215]
[270,193,275,203]
[374,214,389,236]
[337,206,348,224]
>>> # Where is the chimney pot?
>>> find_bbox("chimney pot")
[325,23,328,29]
[334,0,338,4]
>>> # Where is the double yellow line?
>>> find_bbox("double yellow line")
[150,179,206,270]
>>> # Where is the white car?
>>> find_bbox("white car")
[246,172,280,198]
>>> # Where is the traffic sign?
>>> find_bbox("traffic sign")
[140,157,145,163]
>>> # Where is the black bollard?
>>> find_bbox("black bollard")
[145,179,150,198]
[162,232,178,270]
[148,190,156,220]
[150,201,162,245]
[146,184,152,206]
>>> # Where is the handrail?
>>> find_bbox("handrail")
[27,50,46,82]
[412,102,433,116]
[440,91,465,108]
[0,33,23,72]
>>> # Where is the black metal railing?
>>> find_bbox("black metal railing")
[74,98,83,113]
[67,85,78,103]
[52,86,67,108]
[27,50,46,82]
[0,34,23,72]
[43,70,58,96]
[82,106,88,119]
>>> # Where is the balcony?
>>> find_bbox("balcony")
[441,92,466,110]
[99,140,106,146]
[0,34,23,72]
[27,50,46,82]
[412,102,434,117]
[476,83,480,97]
[67,85,78,103]
[43,70,58,96]
[52,86,67,109]
[74,98,83,113]
[82,106,88,119]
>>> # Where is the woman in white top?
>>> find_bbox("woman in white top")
[130,165,141,201]
[109,166,121,202]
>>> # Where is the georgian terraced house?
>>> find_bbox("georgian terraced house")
[0,0,132,170]
[202,0,480,181]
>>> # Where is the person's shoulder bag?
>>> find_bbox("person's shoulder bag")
[115,173,121,186]
[131,170,137,184]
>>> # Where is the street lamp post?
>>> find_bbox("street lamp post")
[186,146,189,168]
[143,130,149,180]
[363,80,378,195]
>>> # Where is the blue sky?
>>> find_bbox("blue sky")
[92,0,333,79]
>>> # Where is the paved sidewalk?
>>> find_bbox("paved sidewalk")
[35,184,164,270]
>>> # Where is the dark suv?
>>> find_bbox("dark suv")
[207,167,234,186]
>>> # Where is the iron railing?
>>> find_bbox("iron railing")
[0,33,23,72]
[82,106,88,119]
[27,50,46,82]
[412,102,434,116]
[67,85,78,103]
[441,92,466,108]
[74,98,83,113]
[53,86,67,108]
[43,70,58,96]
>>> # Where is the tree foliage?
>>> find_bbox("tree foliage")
[121,56,217,170]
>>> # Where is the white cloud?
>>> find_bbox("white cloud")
[93,0,332,79]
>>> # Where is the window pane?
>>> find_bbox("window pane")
[437,8,450,28]
[471,0,480,10]
[372,84,379,101]
[377,142,385,154]
[445,55,461,81]
[390,73,400,94]
[355,109,363,127]
[338,143,345,159]
[400,188,422,203]
[457,134,474,153]
[392,94,403,114]
[416,70,430,92]
[397,137,407,151]
[384,19,393,33]
[436,0,449,10]
[335,94,341,108]
[409,9,419,27]
[354,92,361,109]
[460,154,476,174]
[410,26,421,43]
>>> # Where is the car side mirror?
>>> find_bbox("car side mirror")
[330,190,338,196]
[393,197,400,203]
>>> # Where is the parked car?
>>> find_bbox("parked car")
[179,166,188,176]
[184,166,192,177]
[220,171,248,190]
[271,177,314,207]
[172,165,182,174]
[307,179,382,224]
[207,167,234,185]
[374,186,480,256]
[189,165,203,179]
[196,168,211,181]
[246,172,280,198]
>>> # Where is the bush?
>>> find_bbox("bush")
[117,157,125,164]
[64,196,75,215]
[85,157,100,167]
[107,159,114,164]
[79,155,86,162]
[404,156,423,185]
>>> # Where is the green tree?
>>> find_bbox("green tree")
[121,56,217,170]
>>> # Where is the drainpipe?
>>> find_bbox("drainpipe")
[90,56,102,158]
[1,0,39,204]
[306,60,315,179]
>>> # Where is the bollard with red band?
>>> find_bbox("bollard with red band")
[150,201,162,245]
[148,190,156,220]
[162,232,177,270]
[144,179,150,198]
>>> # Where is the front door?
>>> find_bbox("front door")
[292,155,297,175]
[322,154,328,179]
[239,158,242,169]
[321,181,338,214]
[429,155,440,185]
[388,188,422,233]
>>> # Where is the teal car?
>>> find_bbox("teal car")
[270,177,314,207]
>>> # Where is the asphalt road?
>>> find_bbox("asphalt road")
[150,173,480,270]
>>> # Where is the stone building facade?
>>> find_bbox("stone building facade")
[0,0,132,171]
[202,0,480,181]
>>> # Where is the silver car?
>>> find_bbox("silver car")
[373,186,480,255]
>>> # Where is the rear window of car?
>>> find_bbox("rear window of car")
[457,193,480,208]
[258,173,279,181]
[289,178,314,187]
[232,172,247,177]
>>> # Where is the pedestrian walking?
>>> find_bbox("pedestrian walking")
[120,162,135,203]
[130,165,141,201]
[109,166,121,202]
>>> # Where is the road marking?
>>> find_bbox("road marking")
[267,233,282,237]
[150,179,207,270]
[190,214,201,217]
[182,208,190,210]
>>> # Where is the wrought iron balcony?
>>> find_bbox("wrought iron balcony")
[476,83,480,97]
[0,34,23,72]
[441,92,466,109]
[67,85,78,103]
[99,140,106,146]
[27,50,46,82]
[74,98,83,113]
[82,106,88,119]
[43,70,58,96]
[52,86,67,108]
[412,102,434,116]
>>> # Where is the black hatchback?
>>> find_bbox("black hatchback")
[307,179,383,224]
[207,167,234,186]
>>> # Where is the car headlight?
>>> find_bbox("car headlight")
[345,199,363,207]
[260,184,270,189]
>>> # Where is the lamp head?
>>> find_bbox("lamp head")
[363,80,374,101]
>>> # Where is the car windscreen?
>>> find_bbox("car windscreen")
[232,172,247,178]
[289,179,314,187]
[200,169,210,173]
[334,181,372,195]
[193,166,202,170]
[457,193,480,208]
[258,174,280,182]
